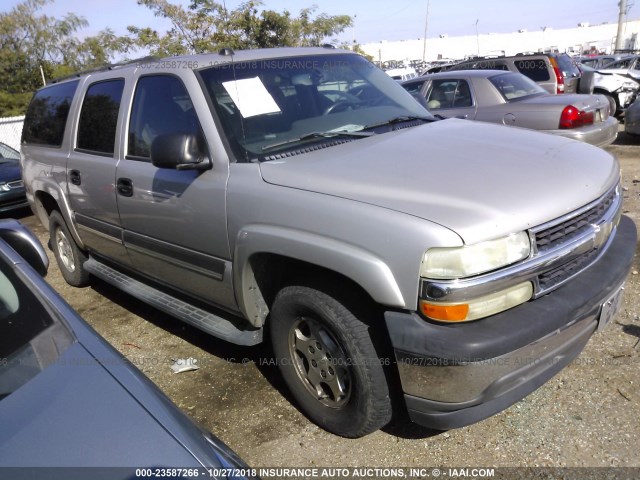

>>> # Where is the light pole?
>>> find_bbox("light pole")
[475,19,480,56]
[422,0,430,62]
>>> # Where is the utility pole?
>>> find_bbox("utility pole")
[422,0,430,62]
[475,19,480,56]
[615,0,627,52]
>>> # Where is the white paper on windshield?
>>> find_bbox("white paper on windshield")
[222,77,281,118]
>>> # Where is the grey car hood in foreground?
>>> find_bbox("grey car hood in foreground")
[260,119,619,244]
[0,342,205,467]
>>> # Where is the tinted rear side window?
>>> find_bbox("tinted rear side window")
[514,59,550,81]
[22,81,79,147]
[77,79,125,155]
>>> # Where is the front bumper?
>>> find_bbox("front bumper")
[385,215,637,430]
[0,188,29,214]
[548,116,618,147]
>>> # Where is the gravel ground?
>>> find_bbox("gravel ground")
[7,128,640,469]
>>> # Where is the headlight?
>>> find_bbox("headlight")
[622,81,639,89]
[420,232,531,279]
[0,183,10,192]
[420,281,533,322]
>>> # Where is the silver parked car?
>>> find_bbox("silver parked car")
[402,70,618,147]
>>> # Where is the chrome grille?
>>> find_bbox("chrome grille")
[538,248,600,291]
[6,180,24,189]
[532,184,620,294]
[535,187,617,253]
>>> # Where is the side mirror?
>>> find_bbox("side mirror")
[150,133,211,171]
[0,220,49,276]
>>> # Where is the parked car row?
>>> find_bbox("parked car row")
[420,51,640,118]
[402,69,618,147]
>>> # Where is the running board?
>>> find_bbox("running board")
[84,258,262,346]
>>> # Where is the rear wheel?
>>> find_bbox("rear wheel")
[270,284,392,438]
[49,211,90,287]
[600,92,618,118]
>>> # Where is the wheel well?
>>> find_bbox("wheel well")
[33,191,60,230]
[248,253,377,314]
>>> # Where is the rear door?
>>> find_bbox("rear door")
[114,71,234,308]
[422,78,477,119]
[66,72,132,267]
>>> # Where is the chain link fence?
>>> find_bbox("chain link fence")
[0,116,25,151]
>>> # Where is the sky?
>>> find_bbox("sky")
[2,0,633,45]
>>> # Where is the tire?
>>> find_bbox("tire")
[270,284,392,438]
[577,71,595,94]
[49,211,90,287]
[605,94,618,118]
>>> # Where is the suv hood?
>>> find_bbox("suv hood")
[259,119,619,245]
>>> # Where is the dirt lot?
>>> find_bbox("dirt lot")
[9,129,640,468]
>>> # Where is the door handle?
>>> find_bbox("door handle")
[117,178,133,197]
[69,169,81,186]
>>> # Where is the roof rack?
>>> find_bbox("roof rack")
[49,56,160,84]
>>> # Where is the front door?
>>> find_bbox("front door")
[115,73,232,307]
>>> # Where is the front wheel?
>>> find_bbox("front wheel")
[270,284,392,437]
[49,211,90,287]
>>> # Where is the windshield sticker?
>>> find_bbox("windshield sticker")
[327,124,365,133]
[222,77,281,118]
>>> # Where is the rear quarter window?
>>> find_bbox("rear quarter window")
[22,81,79,147]
[514,59,550,82]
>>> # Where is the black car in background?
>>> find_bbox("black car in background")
[0,142,28,214]
[0,219,254,478]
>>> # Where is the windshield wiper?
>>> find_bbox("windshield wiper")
[262,130,374,152]
[363,115,436,130]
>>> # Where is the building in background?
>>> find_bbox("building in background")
[362,20,640,68]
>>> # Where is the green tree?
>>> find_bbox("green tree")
[129,0,353,55]
[0,0,133,116]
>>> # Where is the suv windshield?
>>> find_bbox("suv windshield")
[489,72,547,101]
[198,53,432,161]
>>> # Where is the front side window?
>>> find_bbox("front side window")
[22,80,79,147]
[128,75,204,159]
[77,79,125,155]
[489,72,547,101]
[198,54,432,161]
[426,79,473,109]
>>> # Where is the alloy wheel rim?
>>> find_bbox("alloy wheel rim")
[55,229,76,272]
[288,316,352,408]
